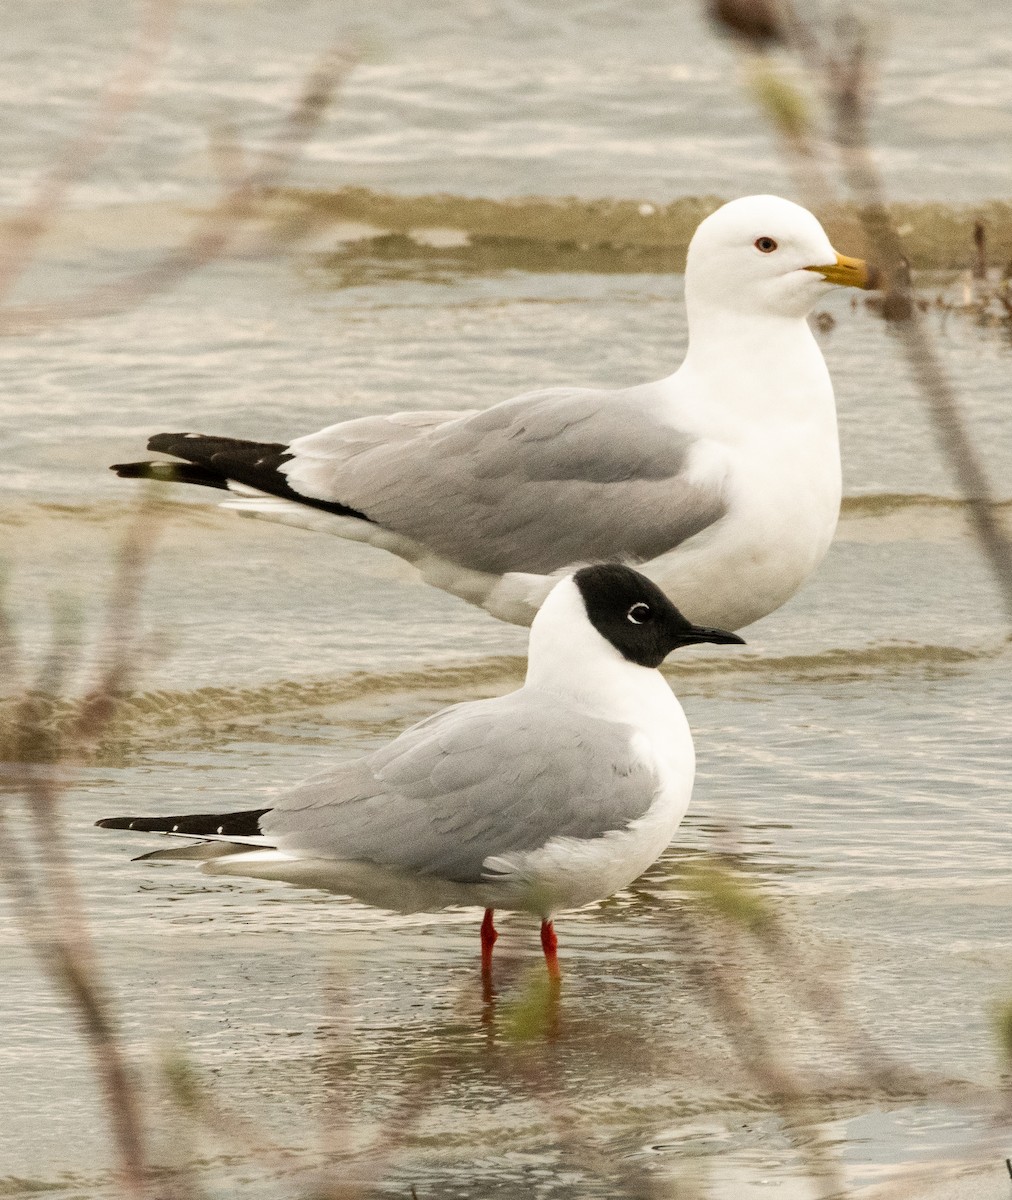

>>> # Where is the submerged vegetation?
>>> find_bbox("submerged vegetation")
[275,185,1012,277]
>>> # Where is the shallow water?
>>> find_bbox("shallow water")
[3,0,1012,208]
[2,2,1012,1197]
[2,254,1011,1198]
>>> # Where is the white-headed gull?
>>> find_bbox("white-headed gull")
[112,195,872,630]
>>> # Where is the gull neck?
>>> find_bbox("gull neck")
[678,305,832,424]
[524,579,677,721]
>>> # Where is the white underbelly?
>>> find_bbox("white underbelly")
[645,435,841,630]
[203,775,689,917]
[644,515,833,629]
[481,790,688,916]
[204,791,684,916]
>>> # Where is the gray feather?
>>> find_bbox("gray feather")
[260,692,661,883]
[283,386,727,575]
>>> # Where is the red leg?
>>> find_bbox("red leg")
[540,918,561,980]
[480,908,498,976]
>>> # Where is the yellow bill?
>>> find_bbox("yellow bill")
[805,253,875,289]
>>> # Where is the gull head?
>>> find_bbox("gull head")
[686,195,872,320]
[531,564,744,672]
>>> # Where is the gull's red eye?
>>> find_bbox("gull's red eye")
[755,236,778,253]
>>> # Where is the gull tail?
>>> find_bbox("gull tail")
[97,807,275,863]
[110,432,371,522]
[96,807,271,836]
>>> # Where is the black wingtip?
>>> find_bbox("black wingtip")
[96,808,271,836]
[147,432,194,454]
[109,460,230,489]
[110,461,156,479]
[113,431,374,521]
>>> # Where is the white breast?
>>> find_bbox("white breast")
[482,646,697,917]
[647,421,840,628]
[641,319,841,629]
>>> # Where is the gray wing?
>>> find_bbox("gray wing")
[282,386,728,574]
[260,692,662,883]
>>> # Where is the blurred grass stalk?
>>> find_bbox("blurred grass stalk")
[0,1,355,336]
[0,502,158,1198]
[0,6,351,1191]
[714,0,1012,625]
[0,0,181,307]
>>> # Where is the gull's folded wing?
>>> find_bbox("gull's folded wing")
[263,692,664,884]
[277,384,729,574]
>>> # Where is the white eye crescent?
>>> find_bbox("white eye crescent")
[627,603,651,624]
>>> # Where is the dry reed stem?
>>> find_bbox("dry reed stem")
[713,6,1012,1184]
[823,29,1012,623]
[0,0,181,305]
[676,911,850,1198]
[0,43,356,335]
[662,850,1008,1197]
[0,502,161,1198]
[0,35,352,1191]
[735,2,1012,623]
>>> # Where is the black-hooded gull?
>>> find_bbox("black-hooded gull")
[97,564,744,979]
